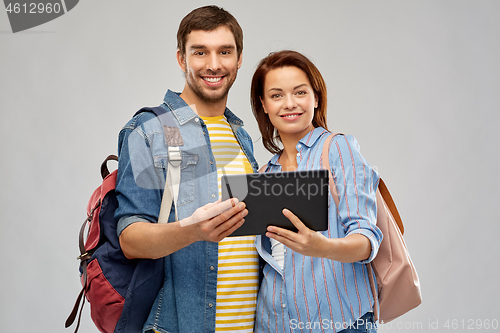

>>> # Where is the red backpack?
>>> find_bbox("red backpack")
[66,107,170,333]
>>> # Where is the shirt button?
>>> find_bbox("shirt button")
[210,160,214,165]
[195,118,199,122]
[296,152,300,157]
[210,266,215,271]
[211,194,216,198]
[282,304,287,308]
[209,303,213,308]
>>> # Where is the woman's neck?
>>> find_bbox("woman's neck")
[278,134,301,171]
[278,126,315,171]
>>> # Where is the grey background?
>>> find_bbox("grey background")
[1,0,499,332]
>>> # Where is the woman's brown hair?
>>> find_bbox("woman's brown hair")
[250,50,328,154]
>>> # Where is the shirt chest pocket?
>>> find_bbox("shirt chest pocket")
[154,152,199,207]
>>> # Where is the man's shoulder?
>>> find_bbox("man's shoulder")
[120,89,181,130]
[121,109,162,132]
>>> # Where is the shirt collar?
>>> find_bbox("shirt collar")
[162,90,243,126]
[268,127,330,166]
[300,127,329,148]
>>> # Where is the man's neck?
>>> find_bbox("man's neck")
[179,89,228,118]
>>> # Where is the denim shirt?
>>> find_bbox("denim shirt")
[114,90,258,333]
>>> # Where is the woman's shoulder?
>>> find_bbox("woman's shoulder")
[324,133,360,151]
[323,133,365,167]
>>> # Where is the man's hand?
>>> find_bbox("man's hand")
[185,198,247,243]
[119,198,247,259]
[180,198,238,227]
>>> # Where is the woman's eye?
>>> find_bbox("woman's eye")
[296,91,307,95]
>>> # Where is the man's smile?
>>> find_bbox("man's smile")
[202,76,224,85]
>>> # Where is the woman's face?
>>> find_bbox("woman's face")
[261,66,317,140]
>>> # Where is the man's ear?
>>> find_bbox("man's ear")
[237,53,243,69]
[176,49,186,72]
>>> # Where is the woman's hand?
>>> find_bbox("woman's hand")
[266,208,330,258]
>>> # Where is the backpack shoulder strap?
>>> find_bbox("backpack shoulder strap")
[377,178,404,234]
[320,133,343,208]
[135,106,182,223]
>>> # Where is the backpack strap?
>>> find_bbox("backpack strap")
[135,107,183,222]
[320,133,343,208]
[164,147,181,222]
[377,178,404,234]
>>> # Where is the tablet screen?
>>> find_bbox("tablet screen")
[221,169,329,236]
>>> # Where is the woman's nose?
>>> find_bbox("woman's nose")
[283,95,297,109]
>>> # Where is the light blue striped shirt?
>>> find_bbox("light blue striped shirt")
[255,127,383,333]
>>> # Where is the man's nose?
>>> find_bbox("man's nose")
[207,54,222,72]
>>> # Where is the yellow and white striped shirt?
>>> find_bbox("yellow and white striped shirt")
[201,115,258,333]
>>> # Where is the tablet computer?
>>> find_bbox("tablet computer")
[221,169,329,236]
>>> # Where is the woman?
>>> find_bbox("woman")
[250,50,382,333]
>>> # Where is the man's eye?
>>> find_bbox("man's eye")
[195,51,205,56]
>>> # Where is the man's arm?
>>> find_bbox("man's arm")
[116,113,250,260]
[119,201,247,259]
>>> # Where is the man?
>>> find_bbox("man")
[114,5,260,333]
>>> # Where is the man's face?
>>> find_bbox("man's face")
[178,25,242,104]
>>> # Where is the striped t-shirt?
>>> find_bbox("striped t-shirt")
[201,115,259,333]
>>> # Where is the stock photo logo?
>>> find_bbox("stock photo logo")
[3,0,79,33]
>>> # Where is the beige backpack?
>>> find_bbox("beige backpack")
[321,133,422,323]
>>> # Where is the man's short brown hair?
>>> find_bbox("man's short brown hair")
[177,5,243,59]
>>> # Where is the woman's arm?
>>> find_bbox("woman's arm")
[266,209,371,263]
[266,135,381,263]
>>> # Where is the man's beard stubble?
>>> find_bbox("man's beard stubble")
[184,69,238,104]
